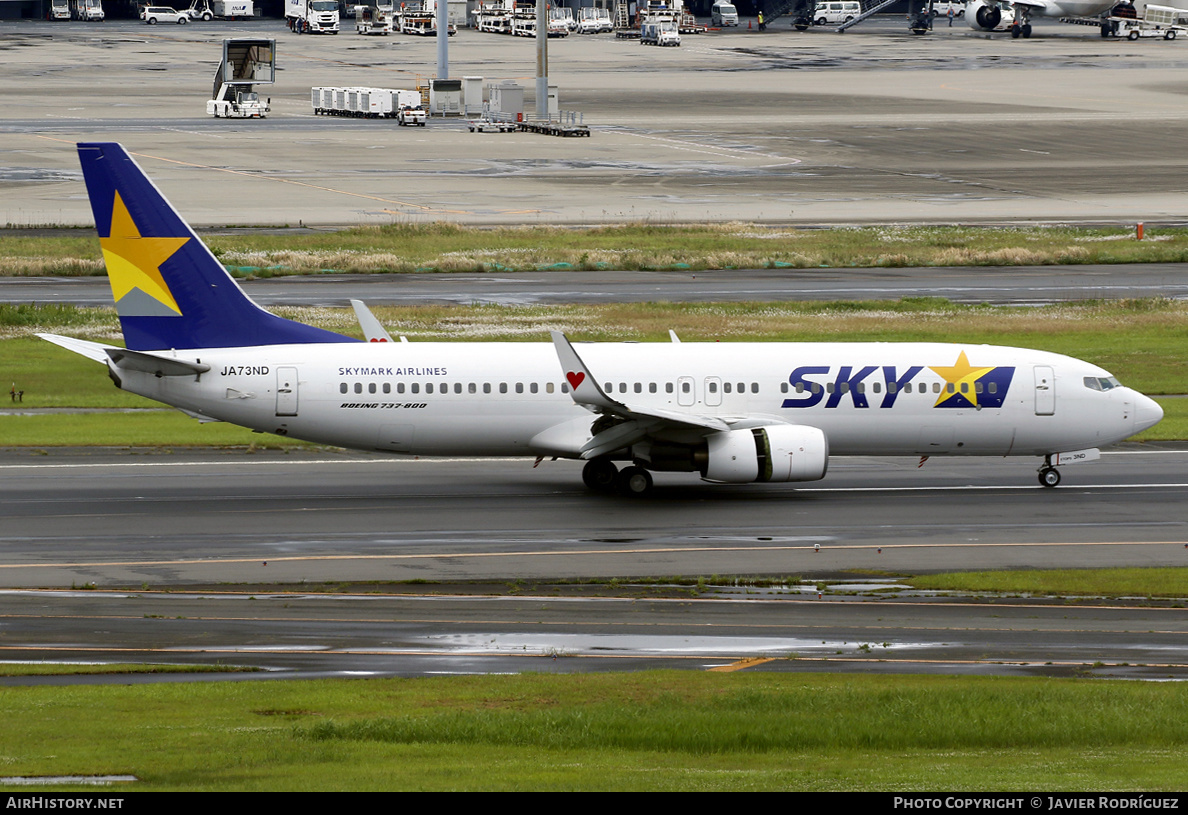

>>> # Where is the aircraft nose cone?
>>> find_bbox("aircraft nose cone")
[1134,393,1164,434]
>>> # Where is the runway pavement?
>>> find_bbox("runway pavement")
[6,263,1188,307]
[3,17,1188,226]
[2,446,1185,587]
[0,446,1186,681]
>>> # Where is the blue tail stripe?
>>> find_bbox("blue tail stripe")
[78,143,359,351]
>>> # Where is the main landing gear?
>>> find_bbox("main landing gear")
[1010,9,1033,38]
[582,458,655,496]
[1038,455,1061,488]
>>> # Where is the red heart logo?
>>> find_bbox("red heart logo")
[566,371,585,389]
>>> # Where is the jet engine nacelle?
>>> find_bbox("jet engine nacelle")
[966,0,1003,29]
[703,425,829,484]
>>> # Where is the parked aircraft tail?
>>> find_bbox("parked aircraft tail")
[77,142,357,351]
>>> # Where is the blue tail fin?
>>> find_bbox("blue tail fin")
[78,142,358,351]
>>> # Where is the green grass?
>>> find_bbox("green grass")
[0,411,314,448]
[6,223,1188,276]
[908,567,1188,598]
[4,672,1188,790]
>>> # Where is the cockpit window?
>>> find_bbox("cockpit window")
[1084,376,1122,391]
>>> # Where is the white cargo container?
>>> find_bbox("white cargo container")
[312,87,424,120]
[212,0,255,18]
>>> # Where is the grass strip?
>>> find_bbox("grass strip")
[4,223,1188,276]
[907,567,1188,598]
[4,672,1188,790]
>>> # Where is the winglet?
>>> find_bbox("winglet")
[351,299,394,343]
[549,331,619,412]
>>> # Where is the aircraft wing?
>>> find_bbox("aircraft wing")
[1006,0,1049,8]
[549,331,743,458]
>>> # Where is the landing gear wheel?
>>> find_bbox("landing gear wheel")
[1011,23,1021,38]
[1038,467,1061,488]
[582,458,619,492]
[1022,23,1031,37]
[616,465,654,496]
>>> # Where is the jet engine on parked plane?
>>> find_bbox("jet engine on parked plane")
[701,425,829,484]
[967,0,1004,29]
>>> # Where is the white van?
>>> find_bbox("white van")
[812,0,860,24]
[711,1,738,25]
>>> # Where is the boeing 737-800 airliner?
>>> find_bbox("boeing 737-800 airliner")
[39,143,1163,495]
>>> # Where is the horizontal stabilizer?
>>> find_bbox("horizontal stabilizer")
[106,348,211,378]
[36,333,114,363]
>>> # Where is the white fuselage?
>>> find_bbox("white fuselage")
[114,340,1156,461]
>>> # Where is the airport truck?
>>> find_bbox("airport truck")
[49,0,70,19]
[208,38,275,118]
[70,0,104,21]
[287,0,340,33]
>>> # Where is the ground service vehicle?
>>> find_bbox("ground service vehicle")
[208,38,274,118]
[641,20,681,44]
[397,104,427,125]
[577,7,612,32]
[930,0,966,16]
[355,1,394,32]
[208,89,268,117]
[711,2,738,25]
[814,1,860,24]
[142,5,187,23]
[71,0,104,20]
[49,0,70,19]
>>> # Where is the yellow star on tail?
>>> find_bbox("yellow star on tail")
[929,350,994,407]
[100,191,189,316]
